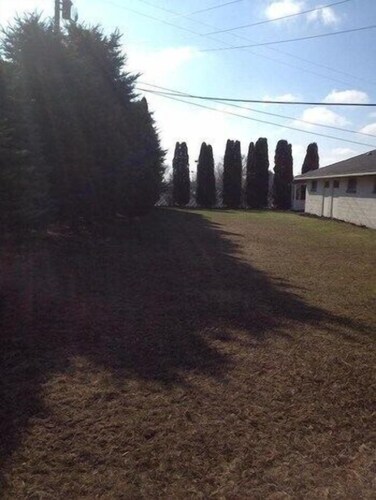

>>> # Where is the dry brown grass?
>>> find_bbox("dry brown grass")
[0,209,375,499]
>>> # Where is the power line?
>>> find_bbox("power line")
[102,0,375,89]
[137,83,376,138]
[138,82,375,107]
[264,48,376,87]
[205,0,351,34]
[184,0,375,88]
[201,24,376,51]
[173,0,245,18]
[102,0,203,36]
[139,89,376,149]
[103,0,375,88]
[134,0,244,18]
[186,3,376,88]
[192,1,374,88]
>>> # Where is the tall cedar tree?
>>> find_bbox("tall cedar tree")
[247,138,269,208]
[245,141,255,207]
[222,139,242,208]
[172,142,190,206]
[301,143,319,174]
[273,140,293,209]
[0,58,47,230]
[222,139,233,206]
[1,15,164,226]
[196,142,216,207]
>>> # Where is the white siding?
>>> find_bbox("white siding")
[305,176,376,229]
[292,182,306,211]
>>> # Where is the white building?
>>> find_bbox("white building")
[292,150,376,229]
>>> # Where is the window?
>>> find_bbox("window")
[373,178,376,194]
[311,180,317,192]
[333,180,340,188]
[300,185,306,200]
[324,181,330,188]
[347,177,357,193]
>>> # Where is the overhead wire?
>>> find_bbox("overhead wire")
[180,0,245,17]
[205,0,351,34]
[135,0,245,18]
[101,0,204,37]
[138,88,376,149]
[137,83,376,140]
[138,82,376,107]
[189,0,375,87]
[201,24,376,51]
[119,0,376,88]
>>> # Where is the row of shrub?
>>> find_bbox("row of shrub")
[170,140,319,209]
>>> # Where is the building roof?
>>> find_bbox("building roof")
[294,149,376,180]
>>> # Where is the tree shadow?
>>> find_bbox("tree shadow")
[0,208,372,470]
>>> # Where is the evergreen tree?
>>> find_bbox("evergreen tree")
[0,58,47,230]
[1,15,165,226]
[273,140,293,209]
[245,141,255,207]
[247,138,269,208]
[222,139,242,208]
[223,139,233,207]
[119,97,165,216]
[301,143,319,174]
[205,144,216,207]
[172,142,190,206]
[196,142,216,207]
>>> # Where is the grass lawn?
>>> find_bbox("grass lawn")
[1,209,375,498]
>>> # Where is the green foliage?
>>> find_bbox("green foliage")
[246,138,269,209]
[196,142,216,208]
[222,139,242,208]
[245,141,255,207]
[0,58,48,230]
[0,14,164,229]
[273,140,293,210]
[119,98,165,216]
[172,142,190,206]
[302,143,319,174]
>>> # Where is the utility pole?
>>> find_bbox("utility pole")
[54,0,73,33]
[54,0,60,33]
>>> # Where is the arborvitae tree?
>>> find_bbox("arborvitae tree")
[0,58,47,230]
[222,139,242,208]
[247,138,269,208]
[1,15,164,226]
[196,142,207,206]
[196,142,216,207]
[120,97,165,216]
[172,142,180,205]
[232,140,242,208]
[172,142,190,206]
[301,143,319,174]
[273,140,293,209]
[245,141,255,207]
[223,139,233,207]
[3,16,86,222]
[205,144,216,207]
[65,23,165,219]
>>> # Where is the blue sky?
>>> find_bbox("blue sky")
[1,0,376,174]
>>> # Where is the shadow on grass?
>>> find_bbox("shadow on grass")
[0,208,370,469]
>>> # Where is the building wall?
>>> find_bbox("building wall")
[292,181,306,211]
[305,175,376,229]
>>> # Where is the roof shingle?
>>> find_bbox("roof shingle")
[294,149,376,180]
